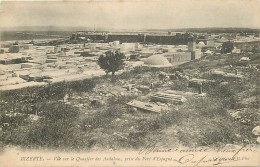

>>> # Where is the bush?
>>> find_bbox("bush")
[98,50,125,76]
[221,41,234,54]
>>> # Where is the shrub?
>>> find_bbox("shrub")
[221,41,234,54]
[98,50,125,76]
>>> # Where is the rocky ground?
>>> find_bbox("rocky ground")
[0,52,259,151]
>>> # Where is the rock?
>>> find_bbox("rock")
[63,94,69,103]
[29,114,40,121]
[78,104,84,107]
[235,134,241,138]
[132,88,138,92]
[220,81,229,86]
[3,123,9,127]
[230,111,242,119]
[252,126,260,136]
[130,107,137,112]
[240,119,247,124]
[133,92,139,96]
[124,85,133,91]
[257,137,260,143]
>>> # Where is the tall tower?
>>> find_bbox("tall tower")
[188,42,195,52]
[188,36,195,52]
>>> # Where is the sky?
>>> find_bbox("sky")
[0,0,260,30]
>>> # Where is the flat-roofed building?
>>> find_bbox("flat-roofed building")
[233,40,260,53]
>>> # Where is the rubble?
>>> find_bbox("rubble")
[0,53,30,65]
[127,100,168,113]
[252,126,260,136]
[164,90,206,97]
[21,63,40,69]
[257,137,260,143]
[239,57,250,62]
[151,92,187,104]
[211,70,243,81]
[137,85,150,93]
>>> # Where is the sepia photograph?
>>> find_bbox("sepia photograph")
[0,0,259,166]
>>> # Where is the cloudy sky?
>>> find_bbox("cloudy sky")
[0,0,260,30]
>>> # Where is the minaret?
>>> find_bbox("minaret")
[188,36,195,52]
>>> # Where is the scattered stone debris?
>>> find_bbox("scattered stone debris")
[164,90,206,97]
[151,92,187,104]
[220,81,229,86]
[136,85,150,93]
[123,84,135,91]
[257,137,260,143]
[230,111,242,120]
[239,57,250,62]
[175,71,190,80]
[28,114,40,121]
[252,126,260,136]
[90,99,105,107]
[158,72,175,80]
[127,100,168,113]
[211,70,243,81]
[252,126,260,143]
[188,78,214,94]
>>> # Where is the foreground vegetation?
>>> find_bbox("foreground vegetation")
[0,53,259,151]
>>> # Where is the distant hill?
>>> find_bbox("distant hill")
[0,26,95,32]
[147,27,260,33]
[1,26,260,33]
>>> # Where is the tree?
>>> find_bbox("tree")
[98,50,125,76]
[221,41,234,54]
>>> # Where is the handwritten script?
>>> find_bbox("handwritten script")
[138,141,258,166]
